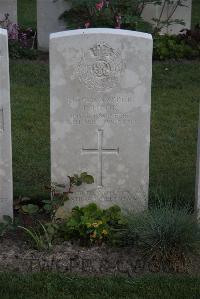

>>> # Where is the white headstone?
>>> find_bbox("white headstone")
[50,28,152,212]
[0,0,17,25]
[37,0,70,51]
[142,0,192,35]
[0,29,13,219]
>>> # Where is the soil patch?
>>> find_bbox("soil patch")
[0,237,199,277]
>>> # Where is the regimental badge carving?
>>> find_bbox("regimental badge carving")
[74,42,124,92]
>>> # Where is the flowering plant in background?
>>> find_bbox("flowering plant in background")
[0,13,37,59]
[60,0,153,32]
[0,13,18,40]
[95,1,104,11]
[0,13,36,47]
[60,0,188,34]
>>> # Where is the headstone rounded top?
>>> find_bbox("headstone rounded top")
[50,28,152,41]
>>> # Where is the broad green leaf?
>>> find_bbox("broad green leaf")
[82,175,94,184]
[21,204,39,214]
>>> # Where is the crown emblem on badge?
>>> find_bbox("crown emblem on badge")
[90,43,114,59]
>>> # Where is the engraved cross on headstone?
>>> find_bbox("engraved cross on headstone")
[82,129,119,187]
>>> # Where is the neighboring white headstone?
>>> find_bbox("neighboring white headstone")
[0,29,13,219]
[37,0,70,51]
[0,0,17,24]
[142,0,192,35]
[50,28,152,212]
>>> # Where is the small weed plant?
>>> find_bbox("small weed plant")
[18,221,58,251]
[15,172,94,221]
[58,203,124,245]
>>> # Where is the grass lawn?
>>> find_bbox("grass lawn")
[192,0,200,27]
[10,60,200,205]
[150,62,200,205]
[18,0,37,29]
[10,60,50,199]
[0,273,199,299]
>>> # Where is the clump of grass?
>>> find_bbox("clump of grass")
[18,221,54,251]
[121,203,200,272]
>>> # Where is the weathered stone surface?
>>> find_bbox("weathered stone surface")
[37,0,70,50]
[0,0,17,24]
[142,0,192,35]
[0,29,13,219]
[50,28,152,212]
